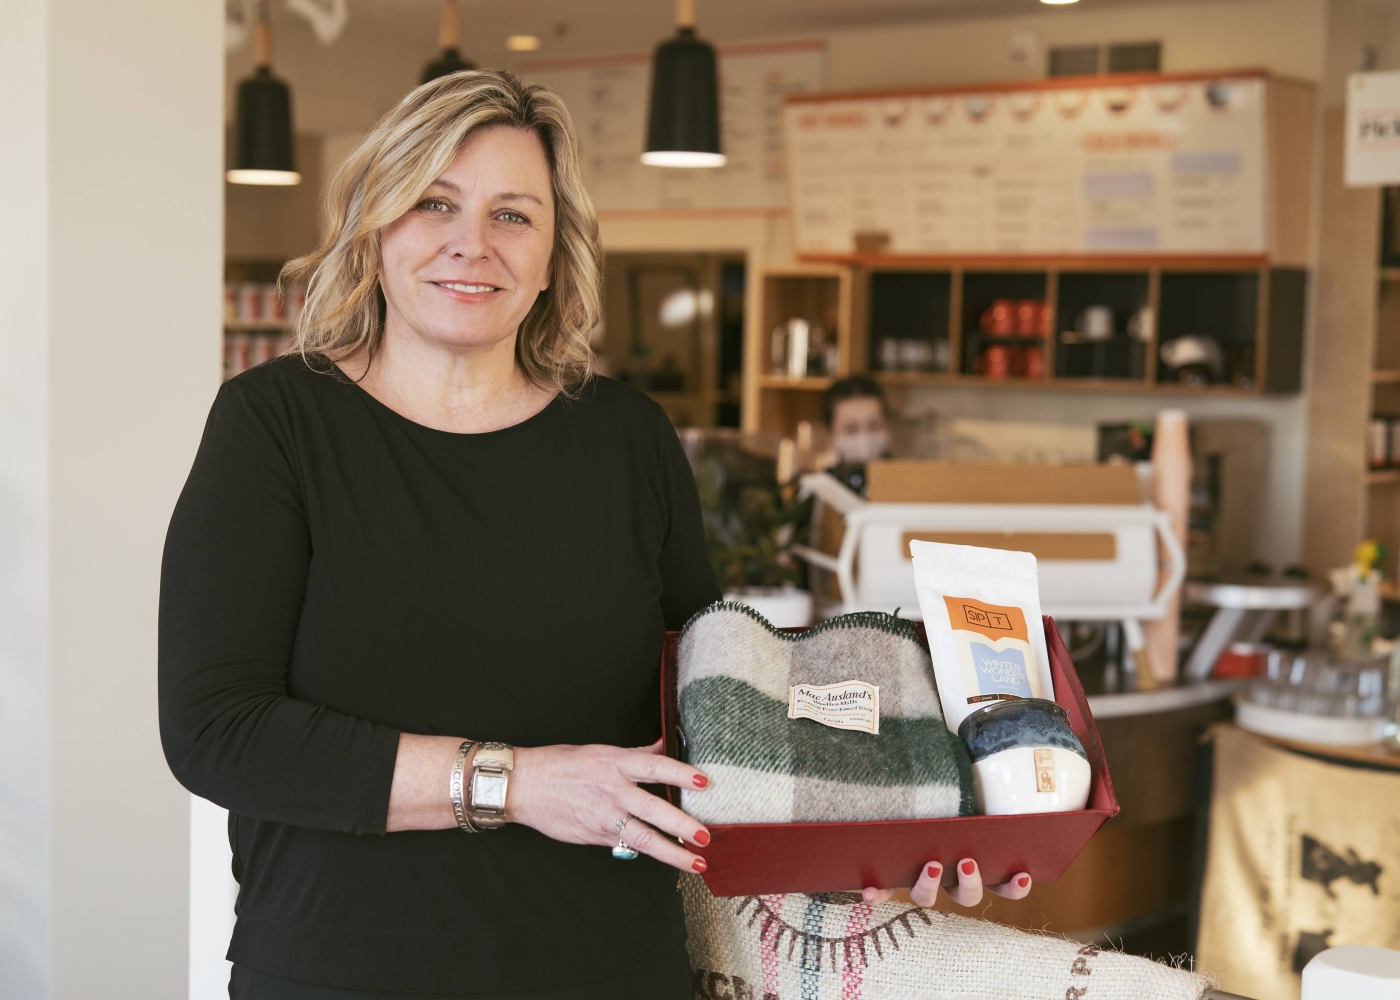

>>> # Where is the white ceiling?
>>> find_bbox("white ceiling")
[312,0,1199,63]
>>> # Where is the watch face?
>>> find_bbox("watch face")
[472,773,508,811]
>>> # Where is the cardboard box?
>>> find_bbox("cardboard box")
[660,617,1119,897]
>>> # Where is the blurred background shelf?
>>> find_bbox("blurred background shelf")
[747,260,1307,437]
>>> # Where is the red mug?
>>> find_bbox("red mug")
[980,299,1015,336]
[1022,344,1045,379]
[981,343,1013,379]
[1014,300,1042,336]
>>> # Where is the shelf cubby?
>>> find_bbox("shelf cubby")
[1054,271,1150,382]
[747,267,852,439]
[1156,271,1260,389]
[866,270,953,375]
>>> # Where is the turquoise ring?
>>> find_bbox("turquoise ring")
[612,817,639,860]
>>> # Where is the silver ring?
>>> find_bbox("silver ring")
[612,816,639,860]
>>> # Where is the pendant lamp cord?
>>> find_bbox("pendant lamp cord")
[440,0,460,50]
[253,0,272,68]
[676,0,696,29]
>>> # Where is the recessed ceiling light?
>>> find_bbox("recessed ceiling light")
[507,35,541,51]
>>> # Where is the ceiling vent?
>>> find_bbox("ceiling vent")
[1048,40,1162,77]
[1048,45,1099,78]
[1108,41,1162,73]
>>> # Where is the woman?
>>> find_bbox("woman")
[160,70,1025,1000]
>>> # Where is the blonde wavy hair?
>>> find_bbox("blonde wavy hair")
[282,69,600,394]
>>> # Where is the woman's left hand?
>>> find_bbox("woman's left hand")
[861,858,1032,908]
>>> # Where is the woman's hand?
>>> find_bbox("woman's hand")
[507,738,712,873]
[861,858,1033,908]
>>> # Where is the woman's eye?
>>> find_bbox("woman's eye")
[418,198,451,213]
[497,210,529,224]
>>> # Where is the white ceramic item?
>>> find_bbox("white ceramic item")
[1302,946,1400,1000]
[971,745,1092,815]
[1076,305,1114,341]
[1234,697,1389,747]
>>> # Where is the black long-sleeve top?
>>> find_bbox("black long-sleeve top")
[158,356,720,994]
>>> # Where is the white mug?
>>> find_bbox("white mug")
[1077,305,1114,341]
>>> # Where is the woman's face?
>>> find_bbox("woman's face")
[378,126,555,355]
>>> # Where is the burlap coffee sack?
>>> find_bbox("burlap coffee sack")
[681,874,1214,1000]
[1196,724,1400,1000]
[678,603,972,826]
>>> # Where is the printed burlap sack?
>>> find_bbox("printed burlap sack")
[677,603,973,826]
[1196,724,1400,1000]
[681,874,1215,1000]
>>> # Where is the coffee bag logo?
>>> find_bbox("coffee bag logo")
[962,604,1013,631]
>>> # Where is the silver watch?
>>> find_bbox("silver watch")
[467,742,515,830]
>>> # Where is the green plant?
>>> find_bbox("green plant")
[696,454,812,592]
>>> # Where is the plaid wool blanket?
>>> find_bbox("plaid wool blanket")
[678,603,973,826]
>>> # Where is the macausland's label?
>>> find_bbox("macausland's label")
[943,596,1042,707]
[788,680,880,735]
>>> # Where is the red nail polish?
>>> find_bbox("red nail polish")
[926,864,942,880]
[692,858,707,873]
[961,860,975,876]
[1018,875,1030,889]
[692,774,709,789]
[694,830,711,847]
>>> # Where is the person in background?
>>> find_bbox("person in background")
[822,374,892,495]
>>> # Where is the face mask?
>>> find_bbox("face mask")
[833,430,890,466]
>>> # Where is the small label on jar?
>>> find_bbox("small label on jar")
[1034,748,1056,792]
[788,681,880,735]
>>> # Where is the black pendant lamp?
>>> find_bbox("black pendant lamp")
[421,1,475,84]
[642,0,725,168]
[227,4,300,186]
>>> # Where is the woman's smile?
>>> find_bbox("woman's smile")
[430,279,508,302]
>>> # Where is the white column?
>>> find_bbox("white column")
[2,1,224,997]
[0,2,54,996]
[189,798,239,1000]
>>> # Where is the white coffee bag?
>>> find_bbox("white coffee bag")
[910,540,1054,733]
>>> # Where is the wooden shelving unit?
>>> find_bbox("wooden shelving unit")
[745,258,1307,437]
[1368,243,1400,585]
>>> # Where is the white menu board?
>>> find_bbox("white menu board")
[784,75,1269,255]
[522,42,826,213]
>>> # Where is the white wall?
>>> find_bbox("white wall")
[0,3,52,997]
[823,0,1327,91]
[2,1,224,997]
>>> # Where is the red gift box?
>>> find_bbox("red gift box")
[660,616,1119,896]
